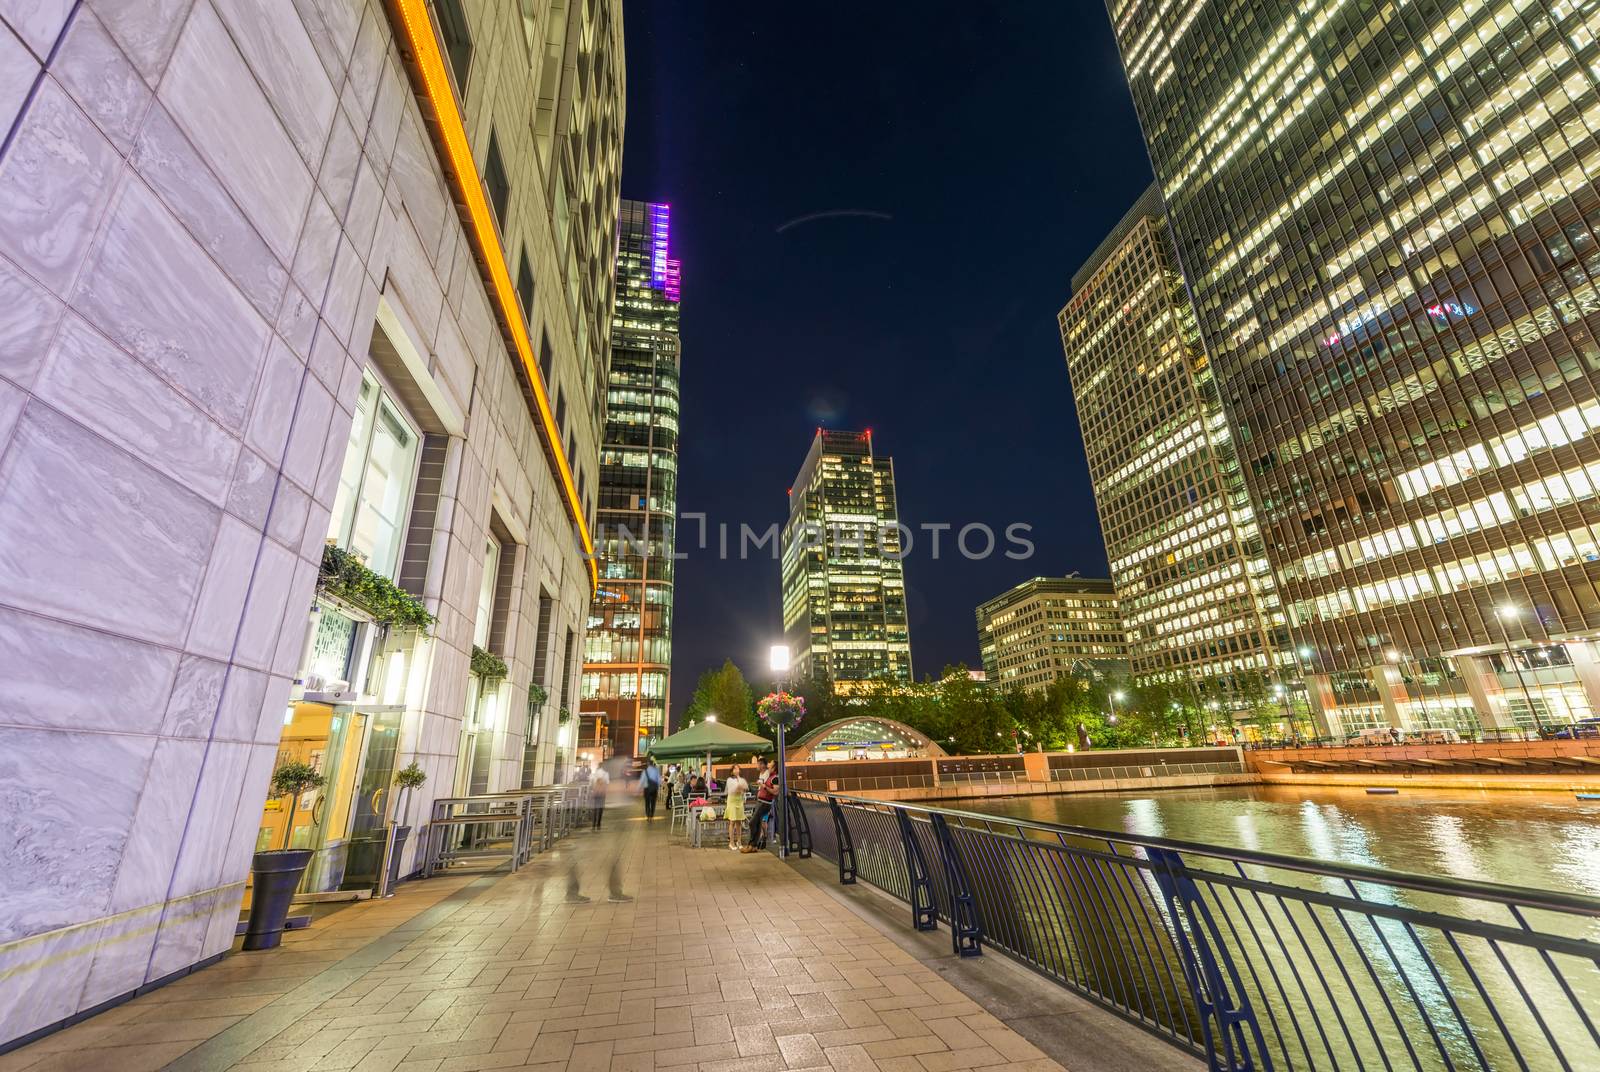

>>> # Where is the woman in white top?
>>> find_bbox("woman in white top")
[722,767,749,850]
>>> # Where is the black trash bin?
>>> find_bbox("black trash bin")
[242,849,312,951]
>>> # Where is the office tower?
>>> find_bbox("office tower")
[1059,187,1289,719]
[977,577,1130,693]
[583,200,681,756]
[0,0,622,1044]
[1104,0,1600,734]
[781,430,913,694]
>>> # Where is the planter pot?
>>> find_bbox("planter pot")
[385,826,411,894]
[243,849,313,951]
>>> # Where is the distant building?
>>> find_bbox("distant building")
[977,577,1129,693]
[781,429,913,695]
[1059,187,1290,716]
[582,201,682,756]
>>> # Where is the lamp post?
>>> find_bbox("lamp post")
[769,644,791,857]
[1494,605,1545,734]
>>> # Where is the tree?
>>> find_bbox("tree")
[683,659,756,732]
[269,760,325,850]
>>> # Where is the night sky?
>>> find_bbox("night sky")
[617,3,1153,719]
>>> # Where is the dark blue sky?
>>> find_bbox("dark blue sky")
[617,2,1153,717]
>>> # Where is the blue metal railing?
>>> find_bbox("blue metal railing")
[794,791,1600,1072]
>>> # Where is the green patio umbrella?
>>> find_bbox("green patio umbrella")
[647,720,772,777]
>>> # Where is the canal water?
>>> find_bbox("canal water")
[960,784,1600,898]
[941,785,1600,1069]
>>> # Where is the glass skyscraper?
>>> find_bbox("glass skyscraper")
[581,200,681,755]
[781,430,913,694]
[1060,186,1291,721]
[1105,0,1600,733]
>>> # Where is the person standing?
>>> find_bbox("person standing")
[641,757,662,819]
[743,760,776,852]
[723,766,748,850]
[590,762,610,830]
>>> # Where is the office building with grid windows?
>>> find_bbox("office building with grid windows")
[781,430,913,694]
[1060,187,1291,720]
[977,577,1130,694]
[1104,0,1600,734]
[582,200,681,756]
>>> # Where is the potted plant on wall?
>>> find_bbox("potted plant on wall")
[243,760,325,951]
[384,762,428,894]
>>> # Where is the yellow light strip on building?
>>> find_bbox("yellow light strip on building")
[385,0,597,591]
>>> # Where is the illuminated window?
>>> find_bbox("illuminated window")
[328,374,420,581]
[434,0,472,92]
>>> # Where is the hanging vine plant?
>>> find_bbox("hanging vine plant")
[528,683,549,708]
[471,644,508,679]
[318,544,435,632]
[558,706,572,725]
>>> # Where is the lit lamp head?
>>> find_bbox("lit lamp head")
[1496,604,1518,620]
[706,714,717,722]
[769,644,790,674]
[1113,690,1126,702]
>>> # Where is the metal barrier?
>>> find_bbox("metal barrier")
[1048,760,1245,781]
[422,785,578,877]
[795,791,1600,1071]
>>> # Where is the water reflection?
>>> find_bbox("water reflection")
[961,784,1600,1069]
[966,784,1600,900]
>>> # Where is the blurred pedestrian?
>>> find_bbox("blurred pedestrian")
[641,757,662,819]
[590,762,610,829]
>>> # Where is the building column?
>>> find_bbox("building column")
[1457,654,1514,730]
[1561,639,1600,720]
[1305,673,1339,737]
[1369,665,1409,730]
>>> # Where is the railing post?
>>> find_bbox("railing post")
[829,797,856,884]
[785,792,812,858]
[930,813,983,958]
[896,807,937,931]
[1146,847,1271,1072]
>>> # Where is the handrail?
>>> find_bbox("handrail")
[817,791,1600,918]
[796,790,1600,1071]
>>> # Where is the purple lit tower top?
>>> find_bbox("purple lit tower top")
[647,201,681,303]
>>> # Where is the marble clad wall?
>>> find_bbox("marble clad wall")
[0,0,599,1047]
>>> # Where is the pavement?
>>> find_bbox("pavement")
[0,804,1193,1071]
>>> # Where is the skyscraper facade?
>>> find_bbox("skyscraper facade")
[582,200,681,755]
[977,576,1130,693]
[781,430,913,694]
[1104,0,1600,733]
[1060,186,1291,718]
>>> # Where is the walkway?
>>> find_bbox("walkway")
[0,811,1080,1072]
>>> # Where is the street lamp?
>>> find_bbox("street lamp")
[769,644,791,856]
[1494,605,1545,734]
[1108,689,1125,728]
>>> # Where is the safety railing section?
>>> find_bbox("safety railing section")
[940,770,1030,785]
[789,773,938,792]
[421,785,578,878]
[794,791,1600,1072]
[1048,760,1245,781]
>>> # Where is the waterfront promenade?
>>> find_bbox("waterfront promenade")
[0,814,1179,1072]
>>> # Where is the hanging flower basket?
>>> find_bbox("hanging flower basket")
[757,691,806,732]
